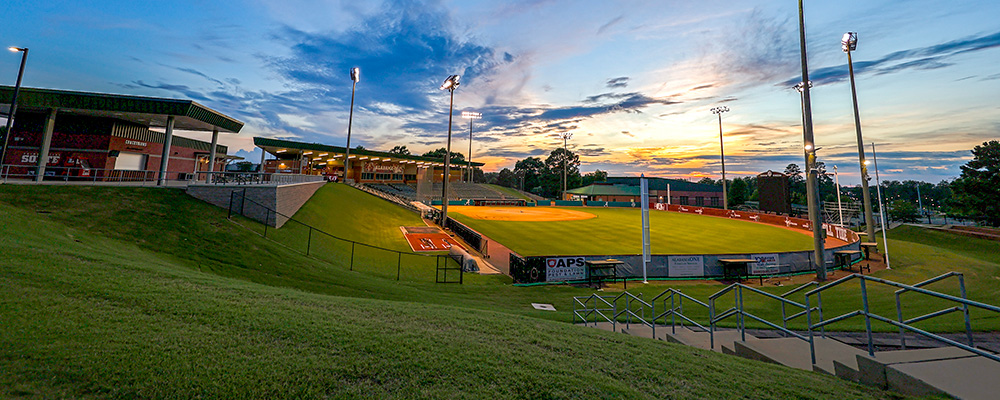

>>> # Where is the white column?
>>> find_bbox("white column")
[34,108,57,182]
[156,116,175,186]
[206,127,218,182]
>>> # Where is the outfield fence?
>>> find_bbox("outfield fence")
[226,189,463,283]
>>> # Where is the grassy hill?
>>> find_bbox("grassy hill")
[0,184,897,399]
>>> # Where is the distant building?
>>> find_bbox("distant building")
[564,177,723,206]
[254,137,483,184]
[1,86,243,182]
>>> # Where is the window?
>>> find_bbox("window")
[711,197,720,207]
[360,173,374,180]
[695,197,704,206]
[114,152,146,171]
[680,196,689,205]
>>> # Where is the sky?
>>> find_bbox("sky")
[1,0,998,185]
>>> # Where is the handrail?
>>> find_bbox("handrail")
[651,289,710,336]
[708,283,810,350]
[894,272,973,349]
[780,282,823,337]
[806,273,1000,366]
[613,291,653,333]
[573,294,616,326]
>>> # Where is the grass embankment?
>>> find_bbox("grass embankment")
[450,206,814,256]
[0,185,893,399]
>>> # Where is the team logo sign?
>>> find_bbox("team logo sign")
[545,257,586,282]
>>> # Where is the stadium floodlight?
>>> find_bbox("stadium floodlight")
[344,67,361,183]
[1,46,28,178]
[842,32,858,52]
[843,31,877,242]
[795,0,826,281]
[461,111,482,183]
[440,74,460,90]
[710,106,730,210]
[438,74,461,226]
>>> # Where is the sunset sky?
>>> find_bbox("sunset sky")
[2,0,998,185]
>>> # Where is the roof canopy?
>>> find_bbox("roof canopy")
[255,137,485,167]
[0,86,244,133]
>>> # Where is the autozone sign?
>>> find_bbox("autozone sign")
[545,256,587,282]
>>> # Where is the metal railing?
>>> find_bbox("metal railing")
[650,288,710,337]
[805,274,1000,364]
[613,291,653,333]
[709,283,811,352]
[572,294,616,326]
[780,282,824,337]
[227,189,461,283]
[2,164,159,183]
[895,272,973,349]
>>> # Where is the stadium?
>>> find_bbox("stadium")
[2,87,997,400]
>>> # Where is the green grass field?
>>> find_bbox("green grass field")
[0,184,903,399]
[450,206,815,256]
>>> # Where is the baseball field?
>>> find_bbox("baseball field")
[447,205,815,256]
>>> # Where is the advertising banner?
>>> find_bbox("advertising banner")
[750,253,780,275]
[545,256,587,282]
[668,255,704,277]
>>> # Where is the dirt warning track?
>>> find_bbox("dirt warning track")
[447,206,596,222]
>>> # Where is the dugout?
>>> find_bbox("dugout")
[254,137,484,184]
[0,86,243,184]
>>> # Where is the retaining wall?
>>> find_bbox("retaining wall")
[186,181,325,228]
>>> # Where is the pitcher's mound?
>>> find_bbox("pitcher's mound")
[448,206,596,221]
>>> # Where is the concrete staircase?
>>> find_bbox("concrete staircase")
[580,322,1000,399]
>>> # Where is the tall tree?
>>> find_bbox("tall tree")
[514,157,546,194]
[388,145,411,155]
[729,178,748,206]
[496,168,516,188]
[582,170,608,186]
[543,147,581,196]
[422,148,464,163]
[951,140,1000,226]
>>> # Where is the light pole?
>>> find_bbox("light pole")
[834,165,844,226]
[870,143,890,269]
[843,32,877,241]
[461,110,481,183]
[344,67,360,183]
[796,0,826,281]
[439,74,460,227]
[1,47,28,176]
[557,132,573,197]
[711,106,730,209]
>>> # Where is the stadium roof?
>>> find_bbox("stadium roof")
[565,184,641,196]
[254,137,485,167]
[0,86,244,133]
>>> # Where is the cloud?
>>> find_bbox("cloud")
[606,77,629,88]
[781,30,1000,86]
[597,15,625,35]
[265,0,514,111]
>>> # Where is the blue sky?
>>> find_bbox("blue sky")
[2,0,998,185]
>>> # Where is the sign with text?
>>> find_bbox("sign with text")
[545,256,587,282]
[668,255,704,277]
[750,253,780,275]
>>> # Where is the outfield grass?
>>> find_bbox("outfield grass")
[450,206,815,256]
[0,187,895,399]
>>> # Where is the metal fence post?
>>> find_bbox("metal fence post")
[738,285,746,342]
[263,209,269,238]
[350,242,355,271]
[227,191,234,219]
[896,292,907,349]
[397,252,401,281]
[307,226,312,256]
[806,295,816,365]
[241,188,247,217]
[960,275,974,347]
[860,278,875,356]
